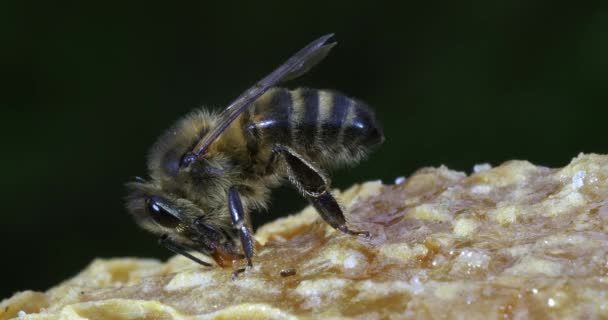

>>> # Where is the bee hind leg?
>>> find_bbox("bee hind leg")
[228,186,255,278]
[273,145,370,238]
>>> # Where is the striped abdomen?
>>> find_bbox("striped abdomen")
[243,87,384,166]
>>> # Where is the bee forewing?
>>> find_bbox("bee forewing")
[182,33,336,166]
[280,41,336,82]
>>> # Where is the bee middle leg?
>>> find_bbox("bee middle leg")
[228,186,255,277]
[273,145,369,237]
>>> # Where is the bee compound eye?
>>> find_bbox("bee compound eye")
[145,197,181,229]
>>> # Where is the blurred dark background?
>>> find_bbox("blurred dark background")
[2,1,607,298]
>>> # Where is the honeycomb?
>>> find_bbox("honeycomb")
[3,153,608,319]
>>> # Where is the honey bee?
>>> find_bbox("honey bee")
[126,34,384,276]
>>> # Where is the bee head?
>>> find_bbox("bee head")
[125,179,232,254]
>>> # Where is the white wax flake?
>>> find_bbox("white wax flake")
[471,184,491,194]
[548,298,557,307]
[18,310,27,317]
[343,254,359,269]
[456,250,490,269]
[409,276,425,295]
[394,176,406,184]
[572,170,586,190]
[473,163,492,173]
[432,254,446,267]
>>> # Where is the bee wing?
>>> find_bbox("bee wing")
[181,33,336,167]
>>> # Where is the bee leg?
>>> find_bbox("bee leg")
[228,186,255,277]
[273,145,370,237]
[264,150,280,175]
[158,234,212,267]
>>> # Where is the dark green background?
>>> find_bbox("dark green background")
[2,1,607,298]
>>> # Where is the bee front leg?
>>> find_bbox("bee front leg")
[158,234,213,267]
[228,186,255,278]
[273,145,370,237]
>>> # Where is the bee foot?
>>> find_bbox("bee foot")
[338,225,371,238]
[231,266,250,280]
